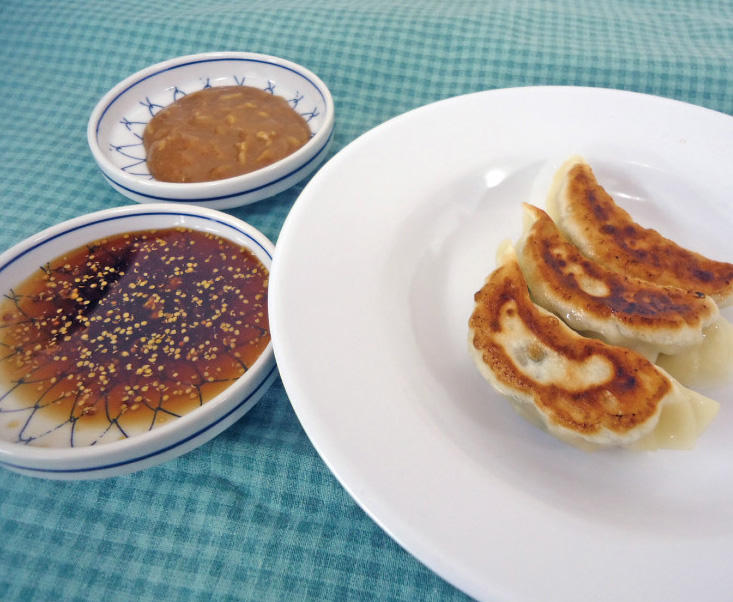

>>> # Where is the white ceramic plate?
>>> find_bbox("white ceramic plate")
[269,87,733,602]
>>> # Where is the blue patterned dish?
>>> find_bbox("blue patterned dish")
[0,203,277,479]
[87,52,334,209]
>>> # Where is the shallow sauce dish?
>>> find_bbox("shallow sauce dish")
[0,203,277,479]
[87,52,334,209]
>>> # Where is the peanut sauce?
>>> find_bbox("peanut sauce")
[0,228,270,446]
[143,85,311,183]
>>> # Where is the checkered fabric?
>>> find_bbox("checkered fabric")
[1,1,731,600]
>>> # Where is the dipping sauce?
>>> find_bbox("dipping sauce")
[143,85,311,183]
[0,228,270,447]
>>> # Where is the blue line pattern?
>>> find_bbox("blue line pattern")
[172,86,187,101]
[289,91,304,108]
[0,364,277,476]
[300,106,320,121]
[140,96,165,116]
[108,143,149,176]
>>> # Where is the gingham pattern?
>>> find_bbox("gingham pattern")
[1,1,731,599]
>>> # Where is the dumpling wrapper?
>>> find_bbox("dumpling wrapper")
[516,203,719,360]
[546,156,733,307]
[468,245,719,450]
[657,317,733,387]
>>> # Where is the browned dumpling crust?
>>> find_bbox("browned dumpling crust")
[548,158,733,307]
[468,247,718,449]
[516,204,719,357]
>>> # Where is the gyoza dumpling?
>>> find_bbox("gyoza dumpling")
[546,156,733,307]
[515,203,719,360]
[468,245,719,450]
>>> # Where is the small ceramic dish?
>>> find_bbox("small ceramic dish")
[0,203,277,479]
[87,52,335,209]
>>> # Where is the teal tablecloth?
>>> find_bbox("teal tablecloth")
[1,2,731,600]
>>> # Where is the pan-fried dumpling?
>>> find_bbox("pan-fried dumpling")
[468,245,719,450]
[546,156,733,307]
[515,203,719,360]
